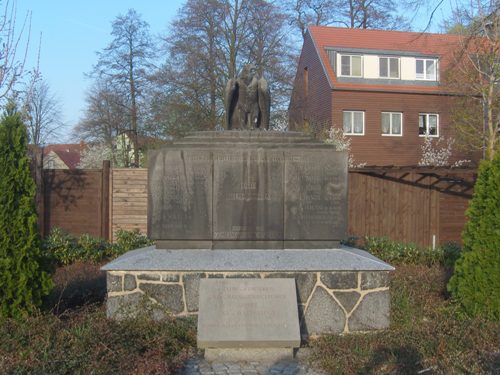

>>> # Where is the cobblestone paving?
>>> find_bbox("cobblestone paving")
[175,351,327,375]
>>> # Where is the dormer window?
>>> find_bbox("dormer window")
[416,59,437,80]
[340,54,362,77]
[379,57,400,79]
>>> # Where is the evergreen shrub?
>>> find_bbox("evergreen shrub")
[43,227,153,265]
[0,107,53,318]
[448,153,500,320]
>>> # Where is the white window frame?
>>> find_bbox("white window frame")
[419,113,439,137]
[416,58,438,80]
[339,54,363,77]
[379,56,400,79]
[343,110,365,135]
[381,112,403,136]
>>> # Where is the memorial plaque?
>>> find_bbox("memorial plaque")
[213,149,284,241]
[197,278,301,348]
[284,150,347,240]
[148,149,212,240]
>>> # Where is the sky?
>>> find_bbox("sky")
[17,0,185,142]
[15,0,455,143]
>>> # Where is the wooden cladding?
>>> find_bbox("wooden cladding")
[110,168,148,241]
[38,165,474,247]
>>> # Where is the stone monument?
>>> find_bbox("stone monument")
[102,69,394,360]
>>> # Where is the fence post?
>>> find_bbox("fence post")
[101,160,111,240]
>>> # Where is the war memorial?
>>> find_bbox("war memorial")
[102,65,394,361]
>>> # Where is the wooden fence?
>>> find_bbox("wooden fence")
[36,163,476,247]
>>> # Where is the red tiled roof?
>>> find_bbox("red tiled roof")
[43,143,86,156]
[307,26,464,93]
[51,150,82,169]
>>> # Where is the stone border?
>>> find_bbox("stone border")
[106,270,390,336]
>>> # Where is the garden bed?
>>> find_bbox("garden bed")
[1,261,498,374]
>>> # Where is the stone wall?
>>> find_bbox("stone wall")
[106,270,390,336]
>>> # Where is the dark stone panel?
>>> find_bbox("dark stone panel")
[321,272,358,289]
[361,271,390,290]
[265,272,316,304]
[303,287,345,335]
[123,274,137,291]
[183,273,206,312]
[349,291,390,331]
[213,149,284,241]
[137,273,161,281]
[284,150,348,241]
[148,149,212,240]
[139,284,184,314]
[107,292,169,321]
[334,291,361,313]
[107,273,122,292]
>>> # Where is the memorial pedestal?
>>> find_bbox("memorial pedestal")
[102,246,394,337]
[102,131,395,355]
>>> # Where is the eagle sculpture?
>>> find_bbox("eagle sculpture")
[225,64,270,130]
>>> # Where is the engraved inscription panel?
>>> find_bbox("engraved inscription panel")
[284,150,347,240]
[197,279,301,348]
[213,150,284,240]
[148,149,212,239]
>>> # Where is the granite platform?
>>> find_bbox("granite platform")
[102,246,394,337]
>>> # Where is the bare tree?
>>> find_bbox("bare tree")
[22,79,63,145]
[153,0,295,134]
[0,0,32,101]
[285,0,409,39]
[90,9,155,167]
[445,1,499,160]
[73,79,131,165]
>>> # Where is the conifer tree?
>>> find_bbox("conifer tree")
[0,103,53,318]
[448,151,500,320]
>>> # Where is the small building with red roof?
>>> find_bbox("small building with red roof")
[289,26,479,166]
[42,142,87,169]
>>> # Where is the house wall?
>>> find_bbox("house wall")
[44,151,69,169]
[289,32,332,134]
[331,90,477,166]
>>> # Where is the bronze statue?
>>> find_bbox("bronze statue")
[225,64,270,130]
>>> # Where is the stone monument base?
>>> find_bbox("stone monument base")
[102,247,394,337]
[204,348,294,362]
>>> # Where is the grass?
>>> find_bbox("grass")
[309,265,500,374]
[0,263,196,375]
[1,262,498,374]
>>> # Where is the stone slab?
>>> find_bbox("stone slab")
[148,149,212,240]
[197,279,301,349]
[204,348,294,362]
[147,131,348,247]
[284,150,347,240]
[213,149,284,241]
[101,246,395,272]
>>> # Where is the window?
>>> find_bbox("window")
[343,111,364,135]
[340,54,362,77]
[419,113,439,136]
[379,57,399,78]
[381,112,402,136]
[416,59,437,80]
